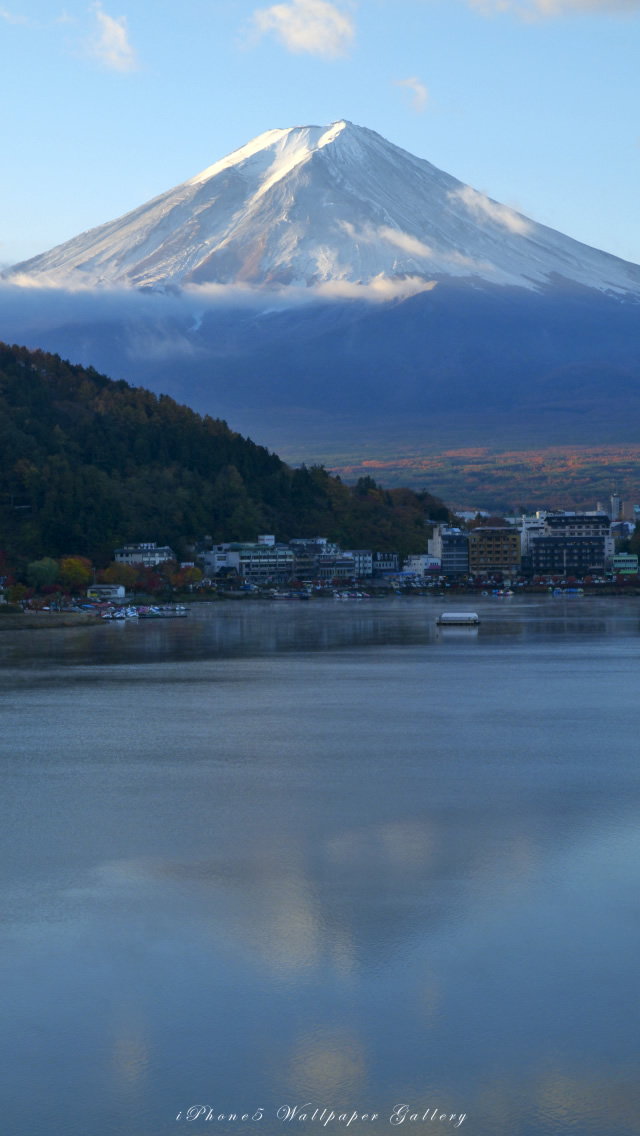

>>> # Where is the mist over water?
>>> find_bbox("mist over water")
[2,598,640,1136]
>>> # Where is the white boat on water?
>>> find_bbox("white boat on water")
[436,612,480,626]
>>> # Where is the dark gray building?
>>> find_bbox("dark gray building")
[543,511,611,538]
[529,511,613,576]
[529,536,607,576]
[428,526,469,576]
[373,551,399,574]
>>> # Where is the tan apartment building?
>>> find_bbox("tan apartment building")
[469,527,521,576]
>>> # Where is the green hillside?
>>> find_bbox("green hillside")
[0,343,448,570]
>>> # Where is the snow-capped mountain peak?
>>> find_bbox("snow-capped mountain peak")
[5,120,640,298]
[187,120,350,190]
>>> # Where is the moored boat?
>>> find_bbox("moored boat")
[436,612,480,626]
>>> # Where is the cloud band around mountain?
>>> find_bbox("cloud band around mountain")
[448,186,532,235]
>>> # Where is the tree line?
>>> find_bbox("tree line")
[0,342,449,578]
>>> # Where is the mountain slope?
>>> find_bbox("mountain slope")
[0,342,447,566]
[6,121,640,297]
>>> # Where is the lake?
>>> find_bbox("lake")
[1,597,639,1136]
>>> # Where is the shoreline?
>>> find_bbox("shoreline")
[0,612,99,631]
[2,587,640,631]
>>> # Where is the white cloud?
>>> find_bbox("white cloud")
[90,2,138,71]
[449,185,532,234]
[380,226,489,269]
[0,7,32,23]
[0,278,436,333]
[339,221,493,272]
[292,275,436,300]
[339,220,435,257]
[0,7,75,27]
[378,225,434,257]
[252,0,354,58]
[467,0,640,17]
[395,76,429,113]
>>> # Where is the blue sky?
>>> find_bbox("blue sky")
[2,0,639,266]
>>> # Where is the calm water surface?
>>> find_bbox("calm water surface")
[1,597,639,1136]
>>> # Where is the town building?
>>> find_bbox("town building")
[316,553,356,581]
[373,551,400,575]
[603,495,622,521]
[291,551,317,581]
[544,511,612,541]
[468,527,521,576]
[428,526,469,576]
[529,537,609,576]
[350,550,373,578]
[289,537,340,555]
[611,521,635,540]
[403,554,441,576]
[518,513,547,554]
[87,584,126,600]
[613,553,639,575]
[527,512,614,576]
[201,540,295,583]
[114,542,176,567]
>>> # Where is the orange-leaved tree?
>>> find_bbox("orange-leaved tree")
[59,557,93,592]
[170,566,203,590]
[100,562,138,588]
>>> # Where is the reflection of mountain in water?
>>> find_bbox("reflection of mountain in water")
[3,597,640,1136]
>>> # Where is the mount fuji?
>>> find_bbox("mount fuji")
[6,119,640,297]
[3,121,640,500]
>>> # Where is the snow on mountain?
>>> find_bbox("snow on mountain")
[6,120,640,298]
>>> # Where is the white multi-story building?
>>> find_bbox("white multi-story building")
[518,513,547,555]
[114,542,176,567]
[201,540,295,583]
[349,550,373,578]
[403,554,441,576]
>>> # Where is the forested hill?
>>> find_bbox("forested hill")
[0,343,448,567]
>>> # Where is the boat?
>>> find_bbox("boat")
[436,612,480,625]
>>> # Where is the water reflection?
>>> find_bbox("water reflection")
[1,599,640,1136]
[284,1028,367,1099]
[1,595,640,674]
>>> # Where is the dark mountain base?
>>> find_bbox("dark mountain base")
[2,280,639,507]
